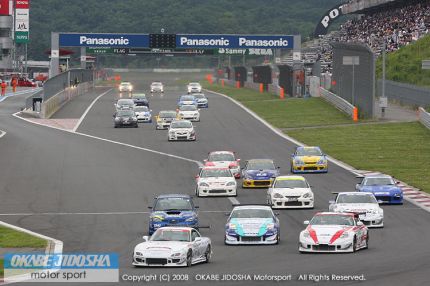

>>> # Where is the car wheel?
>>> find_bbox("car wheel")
[134,124,138,128]
[276,232,280,245]
[364,232,369,249]
[195,188,200,197]
[352,236,357,252]
[204,245,211,263]
[186,250,193,267]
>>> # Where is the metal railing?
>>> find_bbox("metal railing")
[320,87,357,120]
[418,107,430,130]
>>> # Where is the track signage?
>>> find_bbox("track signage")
[176,35,294,49]
[59,33,149,47]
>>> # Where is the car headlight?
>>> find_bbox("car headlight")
[171,252,184,257]
[199,182,209,187]
[317,158,327,164]
[169,131,175,135]
[151,216,164,222]
[132,117,137,121]
[185,216,197,222]
[228,223,237,230]
[114,117,120,121]
[294,159,304,165]
[273,193,283,198]
[266,223,275,230]
[226,181,236,186]
[190,131,195,136]
[302,192,312,199]
[340,232,349,239]
[135,251,143,256]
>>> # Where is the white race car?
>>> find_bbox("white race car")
[329,192,384,228]
[133,227,211,267]
[195,167,237,197]
[204,151,241,178]
[168,120,196,141]
[150,82,164,93]
[267,175,314,209]
[299,212,369,253]
[187,82,202,93]
[119,81,133,92]
[177,105,200,122]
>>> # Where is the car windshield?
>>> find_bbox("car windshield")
[152,82,162,86]
[230,208,273,219]
[310,215,354,226]
[171,121,192,128]
[296,148,322,156]
[208,153,235,162]
[120,82,131,86]
[159,111,177,118]
[194,94,205,99]
[189,83,200,87]
[363,177,395,186]
[133,94,146,99]
[337,194,378,204]
[247,161,275,170]
[117,110,134,117]
[200,169,232,177]
[151,229,190,242]
[179,105,197,111]
[274,179,308,188]
[181,96,195,101]
[153,197,193,211]
[134,106,149,112]
[117,99,134,105]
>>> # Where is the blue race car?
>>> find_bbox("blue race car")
[242,159,280,188]
[193,93,208,108]
[148,194,199,235]
[225,205,280,245]
[356,175,403,204]
[177,95,197,107]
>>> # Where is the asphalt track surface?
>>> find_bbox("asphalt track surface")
[1,72,430,286]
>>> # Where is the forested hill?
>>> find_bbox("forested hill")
[28,0,341,60]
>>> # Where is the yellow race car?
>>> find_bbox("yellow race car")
[290,146,328,173]
[155,110,180,130]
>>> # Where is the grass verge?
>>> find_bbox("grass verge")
[287,122,430,193]
[0,258,3,278]
[204,83,354,128]
[0,226,47,248]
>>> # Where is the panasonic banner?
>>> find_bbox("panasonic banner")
[59,33,149,47]
[176,34,294,49]
[3,252,119,283]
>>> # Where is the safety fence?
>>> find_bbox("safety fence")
[319,87,358,121]
[418,107,430,130]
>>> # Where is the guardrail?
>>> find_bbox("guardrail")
[319,87,358,121]
[418,107,430,130]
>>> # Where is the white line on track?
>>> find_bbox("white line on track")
[0,129,6,138]
[0,210,230,216]
[228,197,241,205]
[72,88,113,132]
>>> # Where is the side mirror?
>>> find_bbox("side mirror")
[276,166,280,169]
[303,220,310,225]
[225,212,230,216]
[396,181,401,185]
[275,212,280,216]
[142,236,149,241]
[355,184,360,190]
[194,237,202,242]
[357,221,364,226]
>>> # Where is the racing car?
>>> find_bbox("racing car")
[115,98,135,111]
[132,93,149,107]
[150,81,164,93]
[204,151,241,178]
[329,192,384,228]
[113,109,138,128]
[118,81,133,92]
[177,95,197,107]
[195,167,237,197]
[242,159,280,188]
[267,175,314,209]
[148,194,199,235]
[193,93,208,108]
[299,212,368,253]
[133,106,152,123]
[167,120,196,141]
[187,82,202,93]
[290,146,328,173]
[355,174,403,204]
[155,110,179,130]
[133,227,211,267]
[225,205,280,245]
[177,105,200,122]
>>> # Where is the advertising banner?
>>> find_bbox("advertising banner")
[0,0,9,15]
[15,0,30,43]
[59,33,149,47]
[15,0,29,9]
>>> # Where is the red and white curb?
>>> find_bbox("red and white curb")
[356,170,430,212]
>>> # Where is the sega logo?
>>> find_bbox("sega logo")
[4,253,119,269]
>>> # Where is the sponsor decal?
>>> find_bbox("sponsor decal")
[314,4,345,37]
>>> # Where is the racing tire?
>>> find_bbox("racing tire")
[186,250,193,267]
[364,232,369,249]
[276,232,280,245]
[195,188,200,197]
[352,236,357,253]
[204,245,211,263]
[134,124,138,128]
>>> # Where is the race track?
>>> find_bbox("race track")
[1,72,429,286]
